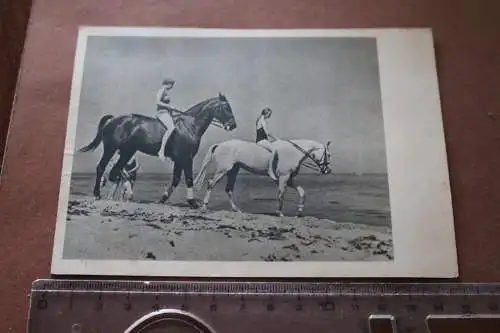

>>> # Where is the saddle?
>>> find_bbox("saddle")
[157,107,185,131]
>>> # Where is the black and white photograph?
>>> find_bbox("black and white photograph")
[51,27,458,277]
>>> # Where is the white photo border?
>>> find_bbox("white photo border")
[51,27,458,278]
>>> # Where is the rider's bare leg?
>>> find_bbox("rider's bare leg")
[257,139,278,181]
[158,113,175,162]
[267,149,278,181]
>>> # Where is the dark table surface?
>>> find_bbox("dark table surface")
[1,0,500,332]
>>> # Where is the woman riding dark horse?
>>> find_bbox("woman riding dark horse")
[78,93,236,207]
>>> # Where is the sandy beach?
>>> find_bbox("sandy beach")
[63,195,393,262]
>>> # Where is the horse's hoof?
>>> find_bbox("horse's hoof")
[276,211,284,218]
[200,205,208,213]
[187,199,199,209]
[159,195,168,204]
[296,211,304,218]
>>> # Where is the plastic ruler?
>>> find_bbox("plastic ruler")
[27,279,500,333]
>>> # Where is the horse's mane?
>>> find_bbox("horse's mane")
[184,98,213,115]
[184,94,226,117]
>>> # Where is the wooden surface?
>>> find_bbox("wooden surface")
[1,0,500,332]
[0,0,32,169]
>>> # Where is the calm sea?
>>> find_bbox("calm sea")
[70,172,391,227]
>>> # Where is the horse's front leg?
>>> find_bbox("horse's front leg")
[287,177,306,217]
[276,174,290,217]
[160,163,182,204]
[182,159,199,209]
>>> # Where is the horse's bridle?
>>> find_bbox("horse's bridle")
[286,140,331,174]
[209,100,231,129]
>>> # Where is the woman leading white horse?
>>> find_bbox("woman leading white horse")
[194,138,332,217]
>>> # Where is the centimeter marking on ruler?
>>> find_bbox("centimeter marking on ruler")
[27,280,500,333]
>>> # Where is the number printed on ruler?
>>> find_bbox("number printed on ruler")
[27,280,500,333]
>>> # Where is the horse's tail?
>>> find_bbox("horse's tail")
[194,144,218,190]
[78,115,114,152]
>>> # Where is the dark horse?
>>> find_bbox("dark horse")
[78,93,236,207]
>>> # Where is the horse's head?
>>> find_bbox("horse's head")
[214,93,237,131]
[311,140,332,175]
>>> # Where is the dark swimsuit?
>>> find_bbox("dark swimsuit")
[157,88,171,112]
[256,127,268,143]
[256,116,269,142]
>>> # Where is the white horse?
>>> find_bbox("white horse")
[100,152,139,202]
[193,139,332,217]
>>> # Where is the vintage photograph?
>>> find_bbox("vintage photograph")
[51,28,458,277]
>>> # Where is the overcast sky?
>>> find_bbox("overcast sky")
[71,35,387,174]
